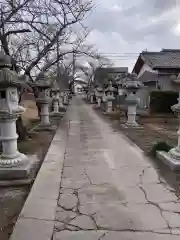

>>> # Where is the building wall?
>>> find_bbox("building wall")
[158,75,177,91]
[137,63,157,78]
[136,85,155,109]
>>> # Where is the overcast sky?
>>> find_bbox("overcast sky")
[84,0,180,72]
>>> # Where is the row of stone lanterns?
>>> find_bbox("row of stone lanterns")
[87,73,143,127]
[0,52,70,180]
[86,72,144,128]
[87,72,180,170]
[32,74,70,131]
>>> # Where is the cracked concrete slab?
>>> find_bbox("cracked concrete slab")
[101,231,180,240]
[51,97,180,239]
[69,215,97,230]
[53,230,105,240]
[58,193,78,210]
[12,97,180,239]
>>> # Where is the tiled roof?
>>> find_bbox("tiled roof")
[96,67,128,74]
[141,50,180,69]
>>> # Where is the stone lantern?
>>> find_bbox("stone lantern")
[122,73,143,127]
[32,74,54,130]
[115,74,127,110]
[63,90,69,106]
[157,74,180,170]
[51,80,61,117]
[117,73,127,98]
[0,52,36,179]
[59,91,65,110]
[95,86,103,108]
[105,80,115,113]
[89,88,95,104]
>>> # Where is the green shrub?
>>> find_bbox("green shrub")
[149,141,173,157]
[150,91,178,114]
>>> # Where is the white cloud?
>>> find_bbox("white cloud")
[84,0,180,71]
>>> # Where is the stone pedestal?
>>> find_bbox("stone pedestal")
[34,100,56,131]
[125,101,138,127]
[0,115,27,167]
[0,115,37,180]
[40,101,50,125]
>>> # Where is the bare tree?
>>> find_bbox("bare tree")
[0,0,93,76]
[76,55,112,87]
[0,0,93,139]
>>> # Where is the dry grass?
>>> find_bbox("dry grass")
[21,100,39,126]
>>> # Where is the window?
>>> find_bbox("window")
[0,90,6,99]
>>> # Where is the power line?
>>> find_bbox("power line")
[99,52,140,55]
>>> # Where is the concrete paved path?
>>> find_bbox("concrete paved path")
[53,97,180,240]
[10,96,180,240]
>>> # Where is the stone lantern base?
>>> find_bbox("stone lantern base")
[121,122,143,129]
[0,154,39,181]
[33,98,57,132]
[50,112,63,126]
[157,151,180,171]
[32,122,57,132]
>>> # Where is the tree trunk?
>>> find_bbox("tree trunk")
[16,117,27,141]
[16,92,27,141]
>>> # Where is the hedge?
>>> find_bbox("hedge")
[149,91,178,114]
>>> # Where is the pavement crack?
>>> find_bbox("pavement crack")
[139,166,151,185]
[98,232,108,239]
[73,189,81,214]
[139,184,172,234]
[84,169,93,185]
[157,175,180,201]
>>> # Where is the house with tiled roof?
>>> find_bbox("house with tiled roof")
[132,49,180,108]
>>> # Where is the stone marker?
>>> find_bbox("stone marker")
[0,51,37,180]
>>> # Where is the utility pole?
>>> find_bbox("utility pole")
[57,36,60,84]
[71,51,76,94]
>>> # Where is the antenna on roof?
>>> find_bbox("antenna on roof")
[142,48,148,52]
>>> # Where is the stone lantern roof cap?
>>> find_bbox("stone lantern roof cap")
[0,51,12,68]
[0,52,25,88]
[32,74,52,88]
[122,73,143,89]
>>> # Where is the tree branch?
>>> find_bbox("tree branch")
[5,29,31,36]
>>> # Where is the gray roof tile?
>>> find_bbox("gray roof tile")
[141,50,180,69]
